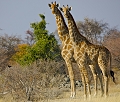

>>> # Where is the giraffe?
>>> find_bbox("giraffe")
[48,2,76,98]
[60,5,114,98]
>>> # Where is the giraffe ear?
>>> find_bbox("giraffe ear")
[69,7,72,11]
[48,4,51,8]
[59,7,63,12]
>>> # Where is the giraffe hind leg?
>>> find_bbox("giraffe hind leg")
[96,64,104,97]
[89,65,98,97]
[81,66,91,99]
[99,65,109,97]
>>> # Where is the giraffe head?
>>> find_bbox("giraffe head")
[48,1,60,14]
[60,5,72,19]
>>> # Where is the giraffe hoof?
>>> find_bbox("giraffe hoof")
[84,95,87,100]
[93,93,97,97]
[89,94,91,99]
[100,93,104,97]
[105,94,108,98]
[70,95,75,98]
[70,92,76,98]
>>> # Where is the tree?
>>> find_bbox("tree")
[0,34,22,71]
[11,44,30,64]
[13,14,61,65]
[0,60,65,101]
[76,18,108,44]
[103,28,120,68]
[26,30,34,45]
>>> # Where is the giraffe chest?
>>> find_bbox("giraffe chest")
[61,38,74,56]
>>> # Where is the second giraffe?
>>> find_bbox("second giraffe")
[60,5,115,98]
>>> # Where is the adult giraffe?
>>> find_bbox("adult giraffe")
[60,5,114,98]
[48,2,76,98]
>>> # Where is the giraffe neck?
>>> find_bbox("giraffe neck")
[55,11,69,44]
[67,13,86,43]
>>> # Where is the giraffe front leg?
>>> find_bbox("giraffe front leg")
[65,60,76,98]
[80,72,87,99]
[78,63,88,99]
[85,76,91,99]
[84,69,91,99]
[93,74,97,97]
[70,79,76,98]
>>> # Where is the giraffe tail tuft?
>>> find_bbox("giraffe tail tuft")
[110,70,116,84]
[109,51,116,84]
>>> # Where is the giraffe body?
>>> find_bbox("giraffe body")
[60,5,112,98]
[48,2,76,97]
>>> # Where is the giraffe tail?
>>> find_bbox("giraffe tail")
[109,53,116,84]
[110,70,116,84]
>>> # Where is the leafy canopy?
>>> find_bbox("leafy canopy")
[13,14,60,65]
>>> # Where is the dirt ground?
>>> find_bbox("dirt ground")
[48,68,120,102]
[48,85,120,102]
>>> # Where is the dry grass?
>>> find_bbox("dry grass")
[48,85,120,102]
[47,68,120,102]
[0,68,120,102]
